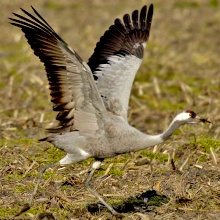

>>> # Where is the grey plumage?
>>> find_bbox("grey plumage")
[10,5,210,215]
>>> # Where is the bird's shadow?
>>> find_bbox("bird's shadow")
[87,190,169,214]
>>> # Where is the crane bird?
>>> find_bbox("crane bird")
[10,4,210,215]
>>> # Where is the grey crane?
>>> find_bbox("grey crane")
[10,4,210,215]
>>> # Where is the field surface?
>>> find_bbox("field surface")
[0,0,220,219]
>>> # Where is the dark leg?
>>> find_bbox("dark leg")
[85,161,119,215]
[29,162,59,205]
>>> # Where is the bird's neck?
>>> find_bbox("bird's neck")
[159,119,182,141]
[133,119,183,151]
[115,119,183,154]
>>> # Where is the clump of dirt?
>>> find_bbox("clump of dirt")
[88,190,169,214]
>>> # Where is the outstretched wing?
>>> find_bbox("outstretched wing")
[10,7,107,134]
[88,5,153,120]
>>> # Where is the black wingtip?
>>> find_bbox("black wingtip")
[31,5,39,15]
[149,4,154,16]
[142,5,147,11]
[123,13,133,30]
[132,10,139,29]
[88,4,154,72]
[146,4,153,32]
[20,7,28,14]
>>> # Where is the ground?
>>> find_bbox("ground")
[0,0,220,219]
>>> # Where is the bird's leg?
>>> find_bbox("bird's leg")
[85,160,119,215]
[29,162,59,206]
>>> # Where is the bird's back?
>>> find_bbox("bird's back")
[51,112,154,160]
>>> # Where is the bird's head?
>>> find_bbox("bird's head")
[174,110,211,125]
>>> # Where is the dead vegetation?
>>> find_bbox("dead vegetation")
[0,0,220,219]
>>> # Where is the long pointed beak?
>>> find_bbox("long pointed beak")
[195,115,211,123]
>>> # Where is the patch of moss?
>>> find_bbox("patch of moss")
[27,206,73,220]
[60,184,68,191]
[141,150,168,162]
[174,1,199,8]
[94,163,125,177]
[0,206,19,218]
[79,157,93,166]
[41,170,59,180]
[107,154,131,163]
[0,138,37,147]
[44,1,64,10]
[45,147,66,163]
[109,167,124,176]
[33,147,65,165]
[14,185,28,193]
[6,173,23,181]
[22,205,47,216]
[210,0,218,7]
[198,156,207,162]
[195,136,220,153]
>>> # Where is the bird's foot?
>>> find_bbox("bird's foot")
[111,209,125,217]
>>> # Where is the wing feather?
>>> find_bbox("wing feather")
[10,7,106,134]
[88,5,154,119]
[132,10,139,29]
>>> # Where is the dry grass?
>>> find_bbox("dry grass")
[0,0,220,219]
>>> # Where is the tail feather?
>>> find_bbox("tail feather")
[38,137,48,142]
[39,136,56,143]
